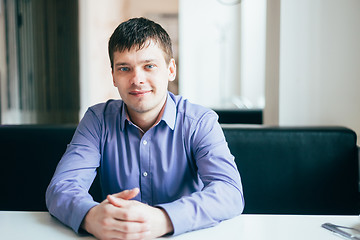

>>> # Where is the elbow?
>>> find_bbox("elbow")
[223,183,245,218]
[45,182,57,214]
[234,189,245,216]
[45,185,52,212]
[231,182,245,216]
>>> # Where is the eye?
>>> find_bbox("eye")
[145,64,155,69]
[118,67,130,72]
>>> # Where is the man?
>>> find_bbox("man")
[46,17,244,239]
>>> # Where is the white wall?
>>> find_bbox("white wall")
[0,0,6,121]
[278,0,360,144]
[179,0,242,108]
[240,0,266,109]
[179,0,266,109]
[78,0,124,117]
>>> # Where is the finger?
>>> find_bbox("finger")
[112,188,140,200]
[107,194,129,208]
[113,206,147,222]
[112,219,150,234]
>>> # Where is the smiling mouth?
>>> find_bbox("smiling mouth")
[129,90,152,96]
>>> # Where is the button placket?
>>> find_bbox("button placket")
[139,136,152,205]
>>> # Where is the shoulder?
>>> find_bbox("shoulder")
[77,99,124,137]
[87,99,123,118]
[170,93,218,125]
[170,93,225,153]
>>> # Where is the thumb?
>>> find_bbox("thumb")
[107,188,140,207]
[107,194,128,208]
[112,187,140,200]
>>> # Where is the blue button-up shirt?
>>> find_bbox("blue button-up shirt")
[46,92,244,235]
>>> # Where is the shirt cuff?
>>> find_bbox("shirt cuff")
[71,200,99,233]
[156,201,191,236]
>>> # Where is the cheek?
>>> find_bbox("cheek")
[113,76,126,88]
[151,77,168,90]
[158,80,170,93]
[117,88,128,100]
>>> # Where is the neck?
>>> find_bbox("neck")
[127,99,167,133]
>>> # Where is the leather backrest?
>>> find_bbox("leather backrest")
[0,124,358,214]
[222,125,359,214]
[0,125,76,211]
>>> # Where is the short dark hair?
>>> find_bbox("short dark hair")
[108,17,173,69]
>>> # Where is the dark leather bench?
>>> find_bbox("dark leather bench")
[222,125,359,214]
[0,124,358,214]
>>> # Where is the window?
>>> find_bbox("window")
[179,0,266,110]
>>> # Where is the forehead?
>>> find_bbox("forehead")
[113,40,167,62]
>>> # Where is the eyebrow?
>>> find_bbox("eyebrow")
[114,59,158,67]
[143,59,157,63]
[114,63,129,67]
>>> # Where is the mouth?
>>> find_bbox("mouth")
[129,90,152,97]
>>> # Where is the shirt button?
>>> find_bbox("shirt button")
[142,140,148,145]
[143,171,148,177]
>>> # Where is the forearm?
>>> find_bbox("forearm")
[162,111,244,235]
[46,111,102,232]
[46,147,100,232]
[157,181,244,235]
[46,177,99,232]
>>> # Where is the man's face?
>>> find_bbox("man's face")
[112,41,176,118]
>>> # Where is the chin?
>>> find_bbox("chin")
[129,104,152,114]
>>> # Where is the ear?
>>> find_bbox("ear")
[168,58,176,82]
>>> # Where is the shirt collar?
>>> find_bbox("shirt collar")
[162,92,176,130]
[120,92,176,131]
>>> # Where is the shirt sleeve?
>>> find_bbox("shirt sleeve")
[45,107,102,233]
[157,111,245,235]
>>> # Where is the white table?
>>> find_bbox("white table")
[1,211,360,240]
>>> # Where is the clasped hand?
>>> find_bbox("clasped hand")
[82,188,173,240]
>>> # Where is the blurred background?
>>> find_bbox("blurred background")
[0,0,359,143]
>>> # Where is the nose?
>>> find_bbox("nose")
[130,68,145,85]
